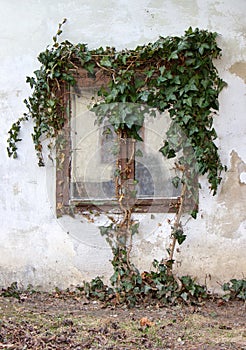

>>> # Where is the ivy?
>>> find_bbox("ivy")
[77,256,208,307]
[6,22,227,280]
[7,24,226,195]
[222,279,246,301]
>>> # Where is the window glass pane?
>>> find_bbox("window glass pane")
[135,112,181,198]
[70,87,116,200]
[70,88,181,201]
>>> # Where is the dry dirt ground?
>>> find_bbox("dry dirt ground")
[0,291,245,350]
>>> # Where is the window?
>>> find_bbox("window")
[56,69,187,216]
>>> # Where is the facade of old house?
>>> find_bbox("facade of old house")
[0,0,245,291]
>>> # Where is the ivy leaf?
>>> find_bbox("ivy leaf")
[125,114,137,129]
[159,66,165,75]
[184,97,193,107]
[99,224,113,236]
[159,142,176,159]
[167,149,176,158]
[127,126,143,141]
[185,81,198,92]
[199,43,210,55]
[139,90,150,102]
[100,56,112,67]
[135,79,145,89]
[173,228,186,245]
[190,209,198,219]
[173,76,181,85]
[165,90,176,101]
[109,88,119,101]
[185,26,193,35]
[145,69,155,78]
[172,176,180,189]
[26,76,36,89]
[135,149,143,157]
[85,63,95,74]
[183,114,192,124]
[159,141,169,157]
[131,223,139,236]
[168,51,178,60]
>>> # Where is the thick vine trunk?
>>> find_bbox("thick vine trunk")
[167,182,187,275]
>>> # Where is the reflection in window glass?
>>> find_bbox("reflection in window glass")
[70,88,181,201]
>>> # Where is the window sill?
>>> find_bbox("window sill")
[68,197,181,214]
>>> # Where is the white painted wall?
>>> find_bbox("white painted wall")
[0,0,245,291]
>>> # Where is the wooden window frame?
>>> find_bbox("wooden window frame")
[56,68,194,216]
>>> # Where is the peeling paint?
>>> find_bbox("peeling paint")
[240,172,246,184]
[212,151,246,238]
[229,61,246,83]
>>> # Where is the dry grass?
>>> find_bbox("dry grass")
[0,292,245,349]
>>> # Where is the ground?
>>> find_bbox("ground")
[0,291,245,349]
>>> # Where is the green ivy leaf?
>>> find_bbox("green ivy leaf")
[131,223,139,236]
[173,228,186,245]
[168,51,179,60]
[85,62,95,74]
[172,176,180,189]
[135,149,143,157]
[100,56,112,67]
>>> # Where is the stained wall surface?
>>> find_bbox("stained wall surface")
[0,0,245,291]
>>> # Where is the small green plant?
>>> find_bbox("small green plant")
[78,276,114,302]
[222,278,246,301]
[77,258,208,307]
[0,282,39,300]
[1,282,22,300]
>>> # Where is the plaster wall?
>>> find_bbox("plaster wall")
[0,0,245,291]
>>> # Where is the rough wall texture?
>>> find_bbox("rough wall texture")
[0,0,245,291]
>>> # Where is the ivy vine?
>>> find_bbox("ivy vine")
[7,21,226,283]
[7,21,226,192]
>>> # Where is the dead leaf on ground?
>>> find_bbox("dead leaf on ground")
[139,317,154,327]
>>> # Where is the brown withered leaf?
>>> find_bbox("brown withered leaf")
[139,317,154,327]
